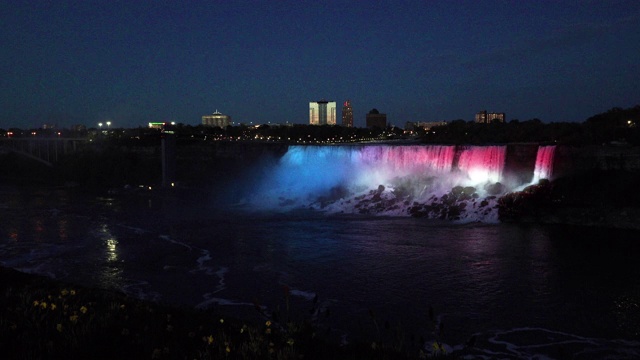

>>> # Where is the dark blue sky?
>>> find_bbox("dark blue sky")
[2,0,639,129]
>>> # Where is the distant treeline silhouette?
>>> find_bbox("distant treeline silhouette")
[422,105,640,145]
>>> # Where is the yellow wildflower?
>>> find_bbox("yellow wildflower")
[70,289,76,296]
[265,320,272,327]
[219,318,224,324]
[287,338,295,346]
[265,328,272,334]
[226,346,231,353]
[33,300,39,307]
[120,304,126,309]
[56,324,63,332]
[206,335,214,345]
[40,302,48,309]
[80,306,88,314]
[61,289,69,296]
[70,314,79,323]
[50,304,57,311]
[431,342,446,353]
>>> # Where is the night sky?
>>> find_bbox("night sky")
[2,0,639,129]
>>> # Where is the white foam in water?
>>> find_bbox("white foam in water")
[121,280,163,303]
[192,249,213,274]
[289,289,317,301]
[159,234,193,251]
[440,327,640,359]
[196,295,259,310]
[155,234,221,276]
[118,224,150,234]
[0,243,77,279]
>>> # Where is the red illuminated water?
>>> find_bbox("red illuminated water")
[532,145,556,183]
[358,145,456,174]
[456,145,507,184]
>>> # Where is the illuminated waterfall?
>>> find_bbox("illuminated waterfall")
[358,145,456,174]
[261,145,457,205]
[532,145,556,183]
[243,143,565,222]
[249,145,512,220]
[456,146,507,184]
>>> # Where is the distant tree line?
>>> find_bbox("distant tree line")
[422,105,640,146]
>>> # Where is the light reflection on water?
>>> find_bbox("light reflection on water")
[95,223,123,289]
[98,223,119,263]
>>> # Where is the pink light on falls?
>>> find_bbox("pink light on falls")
[532,145,556,183]
[456,146,506,184]
[358,145,456,175]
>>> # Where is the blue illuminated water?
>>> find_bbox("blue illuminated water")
[1,186,639,358]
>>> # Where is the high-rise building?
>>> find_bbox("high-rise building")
[202,110,231,127]
[366,108,387,128]
[342,100,353,127]
[475,110,505,123]
[309,100,337,125]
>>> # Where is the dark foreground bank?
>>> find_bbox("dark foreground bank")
[0,266,459,360]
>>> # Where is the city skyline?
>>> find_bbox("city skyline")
[1,1,639,129]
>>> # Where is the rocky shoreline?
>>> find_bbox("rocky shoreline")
[497,169,640,231]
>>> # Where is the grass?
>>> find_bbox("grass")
[0,266,461,359]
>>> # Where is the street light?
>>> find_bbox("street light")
[98,122,103,129]
[106,121,111,129]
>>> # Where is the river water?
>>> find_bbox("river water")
[1,185,640,359]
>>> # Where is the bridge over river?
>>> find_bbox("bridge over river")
[0,138,89,167]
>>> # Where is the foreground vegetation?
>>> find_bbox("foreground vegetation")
[0,267,461,359]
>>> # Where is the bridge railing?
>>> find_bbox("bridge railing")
[0,138,90,166]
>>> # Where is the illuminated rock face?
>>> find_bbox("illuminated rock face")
[249,145,556,222]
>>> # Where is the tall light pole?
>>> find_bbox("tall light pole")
[106,121,111,129]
